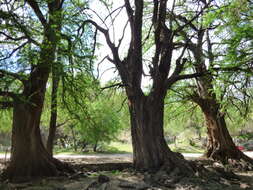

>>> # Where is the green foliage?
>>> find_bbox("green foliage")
[164,98,205,138]
[57,72,127,149]
[0,110,12,133]
[1,0,253,155]
[225,103,253,135]
[76,97,122,146]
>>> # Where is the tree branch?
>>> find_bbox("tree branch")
[26,0,47,28]
[82,20,129,85]
[101,83,126,90]
[124,0,134,26]
[0,10,40,46]
[0,32,26,41]
[82,19,121,64]
[153,0,174,81]
[117,97,128,112]
[56,119,71,128]
[171,44,189,76]
[0,69,27,83]
[173,2,210,34]
[118,20,129,48]
[0,41,29,61]
[167,72,204,89]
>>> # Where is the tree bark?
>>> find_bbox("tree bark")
[47,61,60,156]
[90,0,199,174]
[4,101,63,180]
[3,51,73,181]
[4,57,73,182]
[129,93,194,172]
[195,98,253,164]
[2,1,74,180]
[188,29,253,164]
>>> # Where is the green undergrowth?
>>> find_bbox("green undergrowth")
[54,142,133,155]
[54,141,204,156]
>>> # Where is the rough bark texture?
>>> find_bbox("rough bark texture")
[4,101,70,181]
[130,95,168,169]
[189,29,253,164]
[2,0,74,181]
[204,111,238,160]
[90,0,202,174]
[129,93,195,174]
[196,98,253,165]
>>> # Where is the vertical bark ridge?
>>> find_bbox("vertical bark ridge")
[129,94,195,174]
[197,100,253,165]
[2,1,74,181]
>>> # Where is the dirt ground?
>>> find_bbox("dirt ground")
[0,156,253,190]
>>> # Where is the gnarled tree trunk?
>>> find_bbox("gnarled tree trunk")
[129,93,194,173]
[4,101,66,180]
[4,61,72,182]
[3,1,73,180]
[196,98,253,164]
[188,29,253,165]
[130,95,168,169]
[90,0,202,175]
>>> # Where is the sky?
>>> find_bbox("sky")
[89,0,184,89]
[90,0,131,85]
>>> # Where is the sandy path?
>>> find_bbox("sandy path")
[1,152,252,164]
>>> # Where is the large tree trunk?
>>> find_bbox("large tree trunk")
[95,0,200,177]
[4,73,72,181]
[3,6,73,179]
[3,63,73,181]
[4,101,64,180]
[198,100,253,164]
[129,94,194,173]
[190,30,253,164]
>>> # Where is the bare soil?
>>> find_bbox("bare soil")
[0,156,253,190]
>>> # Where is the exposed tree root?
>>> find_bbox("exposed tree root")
[147,152,205,187]
[145,152,245,189]
[1,158,74,182]
[227,158,253,172]
[204,148,253,172]
[73,162,132,172]
[52,158,75,174]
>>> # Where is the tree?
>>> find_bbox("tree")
[84,0,205,172]
[170,0,253,164]
[0,0,74,180]
[44,0,95,156]
[76,97,122,152]
[57,69,123,151]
